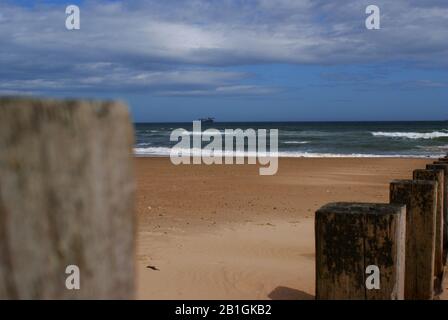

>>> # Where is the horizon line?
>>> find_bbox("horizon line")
[133,119,448,124]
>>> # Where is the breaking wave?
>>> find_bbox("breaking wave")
[371,131,448,140]
[133,147,436,158]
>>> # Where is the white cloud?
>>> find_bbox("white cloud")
[159,85,281,97]
[0,0,447,95]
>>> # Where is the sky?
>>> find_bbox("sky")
[0,0,447,122]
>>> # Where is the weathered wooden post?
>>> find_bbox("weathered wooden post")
[315,202,405,300]
[427,163,448,263]
[413,169,444,290]
[390,180,437,300]
[0,98,135,299]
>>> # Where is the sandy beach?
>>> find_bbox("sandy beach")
[135,157,445,300]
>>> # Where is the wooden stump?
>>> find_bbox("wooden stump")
[413,169,444,290]
[427,163,448,264]
[0,98,135,299]
[315,202,405,300]
[390,180,437,300]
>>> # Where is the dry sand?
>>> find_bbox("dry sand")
[134,157,446,300]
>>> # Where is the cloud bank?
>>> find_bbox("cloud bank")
[0,0,447,96]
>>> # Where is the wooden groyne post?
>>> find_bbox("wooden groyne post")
[413,169,444,290]
[390,180,437,300]
[0,98,135,299]
[315,202,405,300]
[427,163,448,264]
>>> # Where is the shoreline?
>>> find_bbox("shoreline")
[133,155,442,159]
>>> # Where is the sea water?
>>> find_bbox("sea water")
[134,121,448,158]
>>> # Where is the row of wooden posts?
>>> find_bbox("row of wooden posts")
[316,156,448,300]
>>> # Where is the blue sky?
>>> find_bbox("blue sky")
[1,0,447,122]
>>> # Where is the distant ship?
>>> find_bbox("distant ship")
[198,117,215,125]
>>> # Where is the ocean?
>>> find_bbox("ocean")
[134,121,448,158]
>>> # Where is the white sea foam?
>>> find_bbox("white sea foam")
[136,142,152,147]
[371,131,448,139]
[275,152,436,158]
[134,147,172,156]
[283,141,309,144]
[134,147,276,158]
[180,130,250,136]
[133,147,439,158]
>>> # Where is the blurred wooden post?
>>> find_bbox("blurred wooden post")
[0,98,135,299]
[315,202,405,300]
[413,169,444,291]
[427,163,448,264]
[390,180,437,300]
